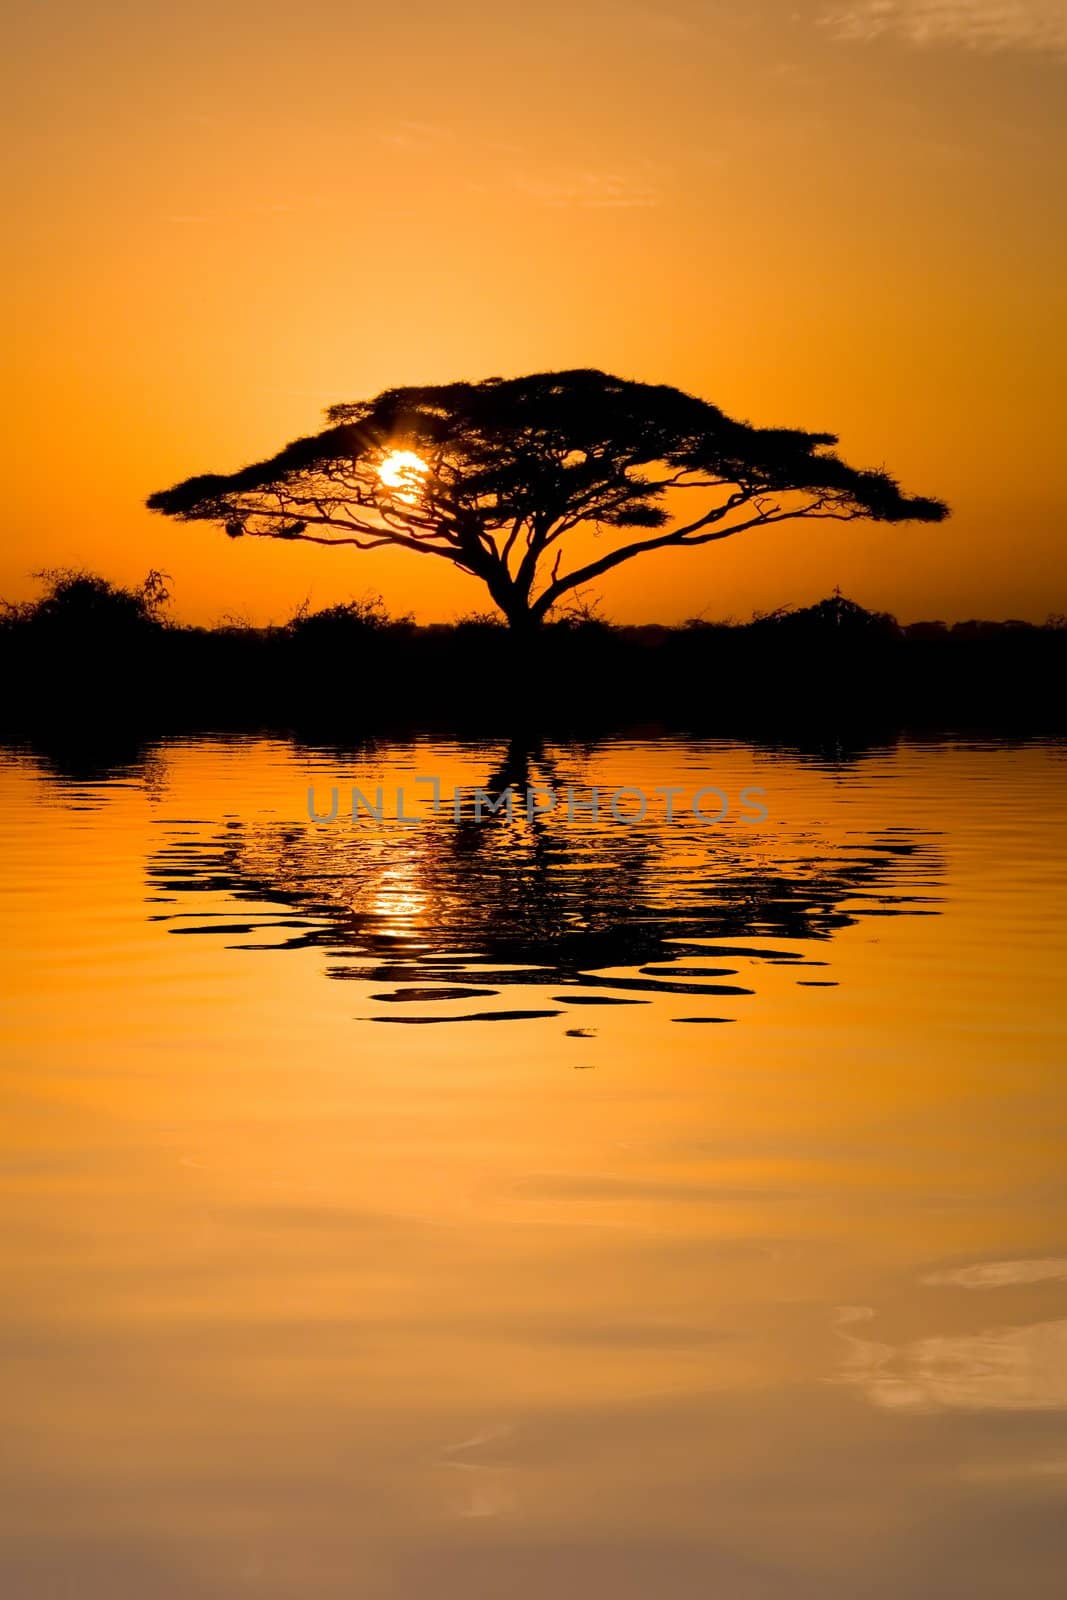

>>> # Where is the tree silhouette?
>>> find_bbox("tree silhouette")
[148,369,948,633]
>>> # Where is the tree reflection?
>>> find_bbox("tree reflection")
[146,737,943,1016]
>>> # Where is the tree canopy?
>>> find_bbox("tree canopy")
[148,368,948,629]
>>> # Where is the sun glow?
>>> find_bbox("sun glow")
[378,448,429,504]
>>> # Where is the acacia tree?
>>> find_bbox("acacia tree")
[148,369,947,631]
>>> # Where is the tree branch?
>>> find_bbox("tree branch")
[530,496,857,616]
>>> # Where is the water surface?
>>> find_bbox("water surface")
[1,734,1065,1598]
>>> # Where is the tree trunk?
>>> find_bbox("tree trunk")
[503,605,544,639]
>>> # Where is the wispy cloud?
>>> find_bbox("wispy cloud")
[819,0,1067,59]
[374,120,454,152]
[623,5,702,42]
[923,1257,1067,1288]
[517,167,662,210]
[834,1306,1067,1412]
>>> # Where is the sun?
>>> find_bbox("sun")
[378,448,428,504]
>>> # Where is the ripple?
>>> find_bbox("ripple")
[144,738,944,1022]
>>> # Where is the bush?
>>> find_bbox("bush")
[15,568,170,637]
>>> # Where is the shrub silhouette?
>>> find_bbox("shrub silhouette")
[10,569,170,641]
[2,573,1063,740]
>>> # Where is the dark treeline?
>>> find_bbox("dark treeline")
[3,569,1065,744]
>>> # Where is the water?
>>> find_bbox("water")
[1,733,1066,1598]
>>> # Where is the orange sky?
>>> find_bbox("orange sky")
[6,1,1066,625]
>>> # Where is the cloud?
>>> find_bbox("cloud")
[923,1257,1067,1288]
[624,5,702,42]
[518,168,662,210]
[835,1309,1067,1411]
[819,0,1067,58]
[375,120,454,152]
